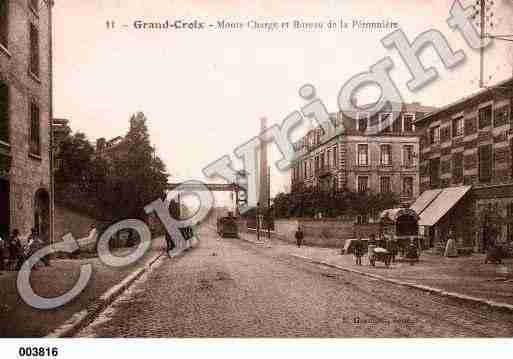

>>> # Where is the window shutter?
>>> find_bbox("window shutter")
[478,145,492,182]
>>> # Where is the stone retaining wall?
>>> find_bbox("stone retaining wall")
[239,218,380,248]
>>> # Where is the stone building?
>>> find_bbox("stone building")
[415,77,513,252]
[290,102,436,208]
[0,0,53,242]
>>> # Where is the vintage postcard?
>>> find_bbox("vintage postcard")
[0,0,513,355]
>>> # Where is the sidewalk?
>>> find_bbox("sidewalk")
[239,232,513,306]
[0,236,166,338]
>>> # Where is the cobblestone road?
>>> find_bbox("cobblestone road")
[77,228,513,338]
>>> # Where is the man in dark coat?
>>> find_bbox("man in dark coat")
[353,237,364,266]
[295,226,304,248]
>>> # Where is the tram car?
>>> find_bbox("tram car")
[216,213,239,238]
[379,207,422,258]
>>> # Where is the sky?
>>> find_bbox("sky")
[52,0,513,209]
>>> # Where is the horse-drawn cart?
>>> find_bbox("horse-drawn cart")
[379,207,421,264]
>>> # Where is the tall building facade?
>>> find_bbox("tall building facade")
[415,77,513,251]
[0,0,53,241]
[291,102,436,203]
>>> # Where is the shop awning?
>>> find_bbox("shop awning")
[417,186,472,227]
[409,188,442,216]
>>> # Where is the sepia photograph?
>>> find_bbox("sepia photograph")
[0,0,513,355]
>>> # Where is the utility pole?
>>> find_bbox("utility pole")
[267,166,271,241]
[256,201,260,242]
[479,0,486,88]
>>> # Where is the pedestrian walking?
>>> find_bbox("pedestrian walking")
[295,226,304,248]
[353,237,364,266]
[444,230,458,258]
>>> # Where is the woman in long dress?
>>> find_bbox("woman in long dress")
[444,230,458,257]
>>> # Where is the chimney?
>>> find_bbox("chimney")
[96,138,107,152]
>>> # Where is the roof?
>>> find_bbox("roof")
[410,188,443,216]
[379,208,419,222]
[415,76,513,123]
[417,186,471,227]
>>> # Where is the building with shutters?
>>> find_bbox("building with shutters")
[414,76,513,252]
[0,0,53,242]
[290,102,436,209]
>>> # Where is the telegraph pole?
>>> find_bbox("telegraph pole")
[267,166,271,241]
[479,0,485,88]
[256,202,260,242]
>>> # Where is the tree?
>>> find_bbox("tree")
[54,112,170,224]
[99,112,169,220]
[272,187,400,220]
[55,131,95,189]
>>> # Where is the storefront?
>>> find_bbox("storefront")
[410,186,473,251]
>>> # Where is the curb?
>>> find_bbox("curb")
[290,254,513,314]
[45,251,164,338]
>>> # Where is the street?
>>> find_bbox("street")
[77,227,513,338]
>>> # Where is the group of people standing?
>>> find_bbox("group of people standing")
[0,228,49,271]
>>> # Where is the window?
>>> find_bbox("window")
[0,80,8,143]
[403,145,414,167]
[380,176,391,193]
[430,158,440,188]
[478,105,492,129]
[0,0,7,49]
[494,106,510,127]
[29,102,40,155]
[357,176,368,193]
[333,146,337,168]
[430,126,440,144]
[315,156,319,172]
[380,113,392,132]
[29,23,39,77]
[403,114,415,132]
[357,112,368,132]
[452,116,464,137]
[357,144,369,166]
[303,161,307,178]
[380,144,392,166]
[326,150,331,169]
[452,152,463,181]
[402,177,414,197]
[478,144,492,183]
